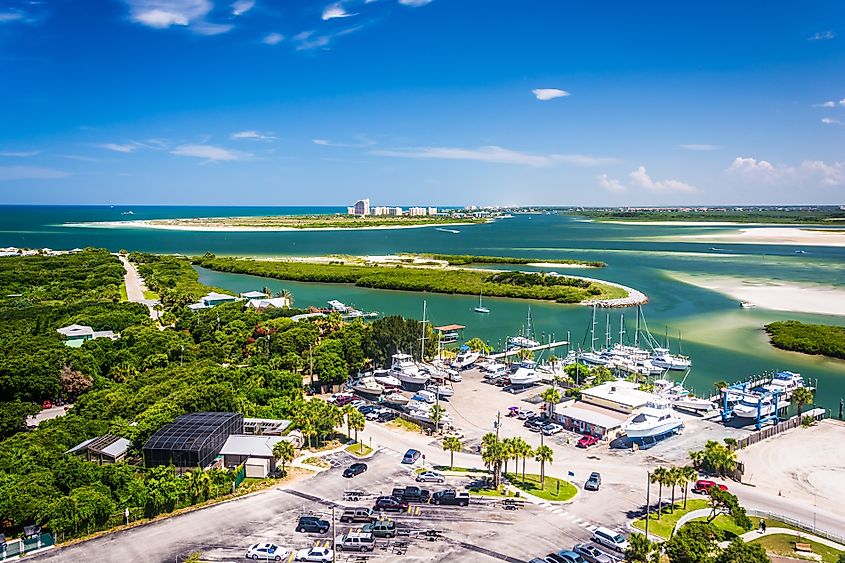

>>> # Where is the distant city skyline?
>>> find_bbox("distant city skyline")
[0,1,843,205]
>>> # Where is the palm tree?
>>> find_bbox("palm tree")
[510,437,533,485]
[678,465,697,509]
[442,436,462,469]
[689,449,705,470]
[713,380,728,400]
[534,445,553,488]
[481,432,498,451]
[430,404,446,434]
[348,410,366,452]
[667,466,680,513]
[792,386,814,419]
[540,387,561,419]
[650,467,668,520]
[273,440,296,476]
[342,405,353,439]
[500,438,514,476]
[625,533,654,563]
[481,440,505,488]
[276,288,294,306]
[261,286,272,298]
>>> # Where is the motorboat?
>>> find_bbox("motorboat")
[651,348,691,371]
[425,383,454,398]
[388,352,429,385]
[407,405,453,425]
[372,369,402,388]
[507,367,542,387]
[733,394,789,419]
[349,375,384,396]
[740,302,756,309]
[474,290,490,314]
[508,335,539,349]
[653,378,713,412]
[763,371,805,393]
[579,351,610,366]
[622,399,684,442]
[381,392,410,406]
[452,349,480,370]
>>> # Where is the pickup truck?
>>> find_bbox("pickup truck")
[391,486,430,503]
[430,489,470,506]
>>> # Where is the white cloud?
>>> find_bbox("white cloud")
[312,135,375,148]
[322,2,357,20]
[170,144,251,161]
[231,130,277,141]
[629,166,697,193]
[371,145,616,167]
[552,154,620,166]
[0,150,40,157]
[192,21,234,35]
[126,0,232,34]
[726,156,845,187]
[808,30,835,41]
[398,0,432,6]
[263,32,284,45]
[532,88,570,101]
[312,139,330,145]
[821,117,842,125]
[680,144,719,151]
[813,101,836,108]
[0,12,24,23]
[597,173,626,193]
[0,166,69,181]
[231,0,254,15]
[96,142,144,153]
[840,99,845,106]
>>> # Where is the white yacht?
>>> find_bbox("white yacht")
[733,394,789,419]
[507,367,542,387]
[425,383,454,398]
[763,371,805,393]
[452,349,480,370]
[508,335,540,349]
[372,369,402,388]
[381,392,410,406]
[651,348,692,371]
[654,379,714,413]
[407,405,452,425]
[388,352,429,385]
[349,375,384,396]
[622,399,684,442]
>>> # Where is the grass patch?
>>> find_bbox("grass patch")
[387,418,423,433]
[302,457,330,468]
[503,472,577,502]
[119,282,128,302]
[143,289,159,300]
[468,485,514,498]
[345,442,373,456]
[751,534,845,563]
[689,515,802,539]
[428,465,490,474]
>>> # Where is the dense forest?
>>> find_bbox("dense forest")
[194,255,625,303]
[0,249,437,541]
[422,254,606,267]
[764,320,845,359]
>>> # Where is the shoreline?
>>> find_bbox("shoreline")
[599,220,845,227]
[670,227,845,248]
[63,219,483,233]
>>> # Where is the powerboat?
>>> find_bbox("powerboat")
[388,352,429,385]
[622,399,684,442]
[381,392,410,406]
[654,378,714,413]
[452,349,480,370]
[651,348,691,371]
[407,404,453,425]
[508,335,539,349]
[350,376,384,396]
[733,394,789,419]
[763,371,805,393]
[425,383,454,398]
[507,367,542,387]
[372,369,402,388]
[740,302,756,309]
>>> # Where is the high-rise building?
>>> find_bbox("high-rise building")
[408,207,427,216]
[348,198,370,216]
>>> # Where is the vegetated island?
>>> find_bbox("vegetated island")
[764,320,845,360]
[193,254,639,305]
[566,207,845,224]
[416,253,606,268]
[80,214,487,231]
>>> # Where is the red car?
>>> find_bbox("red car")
[576,435,600,448]
[374,496,409,512]
[334,395,354,407]
[693,479,728,493]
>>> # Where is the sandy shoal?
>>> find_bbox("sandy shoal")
[677,227,845,247]
[667,271,845,316]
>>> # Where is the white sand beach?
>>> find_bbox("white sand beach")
[677,227,845,248]
[667,271,845,316]
[64,220,478,233]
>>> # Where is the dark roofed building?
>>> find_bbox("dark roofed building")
[66,434,131,464]
[143,412,243,468]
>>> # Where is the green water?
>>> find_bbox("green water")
[1,206,843,411]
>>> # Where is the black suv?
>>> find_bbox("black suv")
[296,516,330,534]
[343,463,368,478]
[391,486,430,503]
[377,411,398,422]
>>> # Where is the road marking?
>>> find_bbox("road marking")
[579,521,592,527]
[587,525,598,531]
[287,551,295,563]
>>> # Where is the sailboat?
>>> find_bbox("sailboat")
[474,290,490,313]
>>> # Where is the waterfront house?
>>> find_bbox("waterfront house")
[246,297,290,310]
[186,291,239,311]
[239,290,268,300]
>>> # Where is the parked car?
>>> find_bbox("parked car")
[517,409,535,420]
[525,418,543,431]
[296,516,330,534]
[339,508,376,523]
[431,489,470,506]
[591,527,628,552]
[334,395,355,407]
[365,411,380,421]
[374,495,409,512]
[402,449,421,464]
[573,543,615,563]
[693,479,728,493]
[246,543,288,561]
[584,472,601,491]
[343,463,368,478]
[378,410,398,422]
[294,546,333,562]
[542,423,563,436]
[335,532,375,552]
[416,471,445,483]
[350,399,366,409]
[547,551,585,563]
[357,405,376,415]
[362,519,397,538]
[391,486,430,503]
[577,435,600,448]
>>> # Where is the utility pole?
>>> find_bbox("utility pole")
[495,411,501,440]
[645,470,651,539]
[331,505,336,563]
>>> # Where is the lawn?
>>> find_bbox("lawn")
[345,442,373,456]
[429,465,490,474]
[751,533,845,563]
[119,282,128,302]
[302,457,330,469]
[143,289,159,300]
[503,472,577,502]
[387,418,423,433]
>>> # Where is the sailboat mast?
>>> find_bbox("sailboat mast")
[605,313,610,350]
[619,314,625,346]
[591,305,597,352]
[420,300,427,361]
[635,306,640,348]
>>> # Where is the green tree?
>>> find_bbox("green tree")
[429,404,446,433]
[464,337,492,353]
[442,436,462,469]
[0,401,41,438]
[663,521,718,563]
[540,387,561,418]
[273,440,296,476]
[713,380,728,397]
[481,438,507,488]
[714,538,771,563]
[348,409,366,451]
[651,467,669,520]
[707,488,752,531]
[534,445,553,488]
[510,437,533,485]
[591,365,615,384]
[678,465,698,509]
[667,466,681,513]
[791,386,814,419]
[625,532,661,563]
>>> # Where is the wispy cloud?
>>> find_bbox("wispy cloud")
[813,101,836,108]
[597,173,626,193]
[125,0,233,34]
[312,134,375,148]
[808,30,835,41]
[0,11,25,23]
[629,166,697,193]
[680,144,719,151]
[727,156,845,187]
[59,154,101,163]
[398,0,433,6]
[231,0,254,15]
[821,117,842,125]
[170,144,251,161]
[231,130,277,141]
[322,2,357,20]
[96,142,144,153]
[371,145,617,167]
[0,166,69,181]
[0,150,40,157]
[263,32,284,45]
[532,88,570,101]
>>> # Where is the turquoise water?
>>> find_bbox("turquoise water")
[1,206,843,410]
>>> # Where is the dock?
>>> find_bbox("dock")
[488,340,570,360]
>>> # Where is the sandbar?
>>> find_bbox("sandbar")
[64,220,479,233]
[673,227,845,248]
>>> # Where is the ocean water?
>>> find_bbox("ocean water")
[2,205,844,411]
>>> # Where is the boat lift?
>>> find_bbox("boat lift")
[721,372,784,430]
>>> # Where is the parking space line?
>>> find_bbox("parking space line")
[287,551,295,563]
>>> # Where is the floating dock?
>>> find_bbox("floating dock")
[488,340,570,360]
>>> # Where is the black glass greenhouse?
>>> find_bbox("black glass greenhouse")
[143,412,243,468]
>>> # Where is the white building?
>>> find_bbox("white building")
[427,207,438,215]
[579,381,654,414]
[347,199,370,216]
[408,207,428,216]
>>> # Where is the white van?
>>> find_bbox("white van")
[414,390,436,404]
[591,527,628,552]
[483,364,508,379]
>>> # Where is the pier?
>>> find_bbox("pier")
[488,340,570,360]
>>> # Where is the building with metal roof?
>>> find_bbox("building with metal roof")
[66,434,131,464]
[143,412,243,468]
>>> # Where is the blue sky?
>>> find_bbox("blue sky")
[0,0,843,206]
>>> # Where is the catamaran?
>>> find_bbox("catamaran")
[474,290,490,313]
